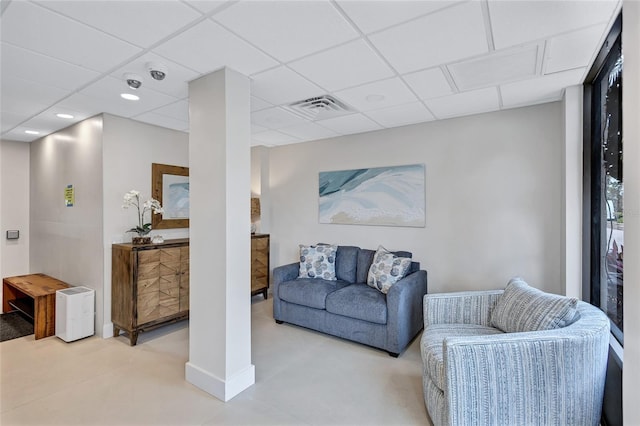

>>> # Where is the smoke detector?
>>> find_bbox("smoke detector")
[283,95,352,121]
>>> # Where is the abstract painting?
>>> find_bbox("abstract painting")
[319,164,425,227]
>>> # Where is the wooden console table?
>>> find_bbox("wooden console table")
[2,273,70,339]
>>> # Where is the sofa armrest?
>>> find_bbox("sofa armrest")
[272,262,299,320]
[386,270,428,354]
[443,311,610,425]
[273,262,299,286]
[423,290,503,328]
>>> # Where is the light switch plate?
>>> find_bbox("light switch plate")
[6,230,19,240]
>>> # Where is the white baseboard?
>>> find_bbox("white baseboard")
[185,362,255,402]
[102,322,114,338]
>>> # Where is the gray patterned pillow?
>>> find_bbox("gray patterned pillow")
[367,245,412,294]
[491,277,578,333]
[298,244,337,280]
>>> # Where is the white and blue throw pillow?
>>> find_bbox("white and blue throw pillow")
[491,277,578,333]
[298,244,337,280]
[367,245,412,294]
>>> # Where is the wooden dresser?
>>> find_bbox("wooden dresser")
[111,238,189,345]
[251,234,270,299]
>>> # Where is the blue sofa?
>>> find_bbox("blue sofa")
[273,245,428,356]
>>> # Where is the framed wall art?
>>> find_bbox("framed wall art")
[152,163,189,229]
[319,164,425,227]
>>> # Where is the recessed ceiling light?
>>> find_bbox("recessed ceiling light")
[56,113,74,119]
[121,93,139,101]
[25,130,40,135]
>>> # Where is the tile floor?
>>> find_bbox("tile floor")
[1,298,430,425]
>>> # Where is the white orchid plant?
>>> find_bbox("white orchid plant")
[122,190,164,236]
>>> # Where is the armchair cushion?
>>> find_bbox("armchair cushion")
[326,283,387,325]
[490,277,578,333]
[421,323,503,390]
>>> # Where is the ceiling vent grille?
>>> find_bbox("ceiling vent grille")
[283,95,352,121]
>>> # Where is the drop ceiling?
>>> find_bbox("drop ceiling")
[0,0,621,145]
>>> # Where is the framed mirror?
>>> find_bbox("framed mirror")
[152,163,189,229]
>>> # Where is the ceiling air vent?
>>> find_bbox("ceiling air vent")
[283,95,352,121]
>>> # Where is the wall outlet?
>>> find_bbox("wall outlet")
[6,230,19,240]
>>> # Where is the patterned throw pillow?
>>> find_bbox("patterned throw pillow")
[490,277,578,333]
[298,244,337,280]
[367,245,412,294]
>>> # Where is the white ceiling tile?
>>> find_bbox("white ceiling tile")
[369,1,488,74]
[153,20,278,76]
[334,78,418,112]
[185,1,229,14]
[544,25,607,74]
[315,113,382,135]
[53,93,106,119]
[1,110,27,133]
[35,1,202,48]
[251,67,325,106]
[501,68,586,107]
[279,122,338,141]
[0,129,39,142]
[403,68,454,100]
[364,102,435,128]
[489,0,619,50]
[17,106,90,134]
[251,107,308,130]
[213,1,358,63]
[289,39,394,92]
[337,0,460,34]
[133,112,189,132]
[448,44,539,91]
[152,100,190,122]
[1,74,68,117]
[252,130,300,146]
[111,52,199,99]
[425,87,500,119]
[251,96,273,112]
[80,76,180,117]
[251,123,268,134]
[1,1,142,72]
[1,42,100,92]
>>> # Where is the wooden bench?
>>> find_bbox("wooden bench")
[2,273,70,339]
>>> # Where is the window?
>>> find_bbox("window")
[584,15,623,344]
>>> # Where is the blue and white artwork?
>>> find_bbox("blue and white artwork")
[162,174,189,219]
[319,164,425,227]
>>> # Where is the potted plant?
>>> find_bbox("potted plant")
[122,190,163,244]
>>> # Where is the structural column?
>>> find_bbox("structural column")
[186,67,254,401]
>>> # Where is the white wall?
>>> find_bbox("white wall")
[101,114,189,337]
[0,140,30,299]
[562,86,584,299]
[29,116,105,327]
[623,1,640,422]
[267,102,563,294]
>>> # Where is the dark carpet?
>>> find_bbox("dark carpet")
[0,311,34,342]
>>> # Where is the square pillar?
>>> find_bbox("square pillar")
[186,67,254,401]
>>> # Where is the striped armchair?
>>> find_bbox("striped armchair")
[420,282,610,426]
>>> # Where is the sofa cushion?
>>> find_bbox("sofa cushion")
[325,283,387,325]
[421,324,504,391]
[491,277,578,333]
[356,248,412,283]
[367,246,413,294]
[279,279,345,309]
[336,246,359,283]
[298,244,337,280]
